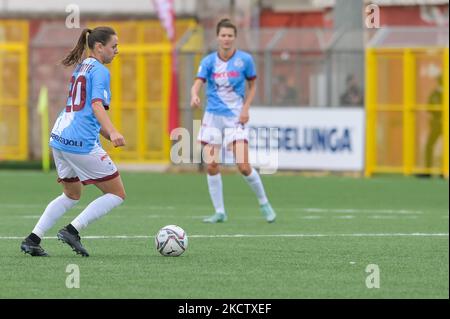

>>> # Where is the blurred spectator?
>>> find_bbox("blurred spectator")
[274,75,297,106]
[340,74,364,106]
[422,74,443,177]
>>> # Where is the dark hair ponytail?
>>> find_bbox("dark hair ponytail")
[62,28,91,67]
[216,18,237,36]
[62,26,116,67]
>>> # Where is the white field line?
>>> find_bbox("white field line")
[0,204,175,210]
[297,208,424,214]
[0,233,448,240]
[15,215,422,220]
[0,204,429,215]
[20,214,176,219]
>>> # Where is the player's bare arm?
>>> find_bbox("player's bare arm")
[190,78,204,108]
[100,127,111,141]
[92,101,125,147]
[239,79,256,124]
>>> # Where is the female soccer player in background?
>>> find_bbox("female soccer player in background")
[20,27,126,256]
[190,19,276,223]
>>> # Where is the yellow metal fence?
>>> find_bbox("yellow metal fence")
[1,19,197,164]
[88,20,197,163]
[105,45,172,162]
[0,20,28,160]
[365,48,449,178]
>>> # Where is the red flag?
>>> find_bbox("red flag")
[153,0,179,134]
[168,51,179,135]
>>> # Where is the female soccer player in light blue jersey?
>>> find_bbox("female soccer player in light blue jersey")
[21,27,126,256]
[191,19,276,223]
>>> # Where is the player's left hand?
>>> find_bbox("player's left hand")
[110,131,126,147]
[239,110,249,124]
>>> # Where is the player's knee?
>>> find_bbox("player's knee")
[207,163,220,175]
[238,164,252,176]
[64,191,81,201]
[115,190,126,201]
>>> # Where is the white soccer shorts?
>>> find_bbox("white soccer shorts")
[197,112,249,147]
[52,146,119,185]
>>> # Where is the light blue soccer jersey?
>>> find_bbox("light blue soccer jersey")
[50,57,111,154]
[196,50,257,117]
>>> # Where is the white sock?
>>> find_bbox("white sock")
[71,193,123,231]
[207,173,225,214]
[32,193,79,238]
[243,168,269,205]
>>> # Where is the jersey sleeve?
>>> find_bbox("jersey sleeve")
[244,55,257,81]
[91,67,111,110]
[196,56,210,82]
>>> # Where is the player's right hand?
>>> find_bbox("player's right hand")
[110,131,126,147]
[190,95,201,108]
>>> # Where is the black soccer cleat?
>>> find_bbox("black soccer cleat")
[20,238,49,257]
[57,227,90,257]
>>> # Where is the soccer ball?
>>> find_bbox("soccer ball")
[155,225,188,257]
